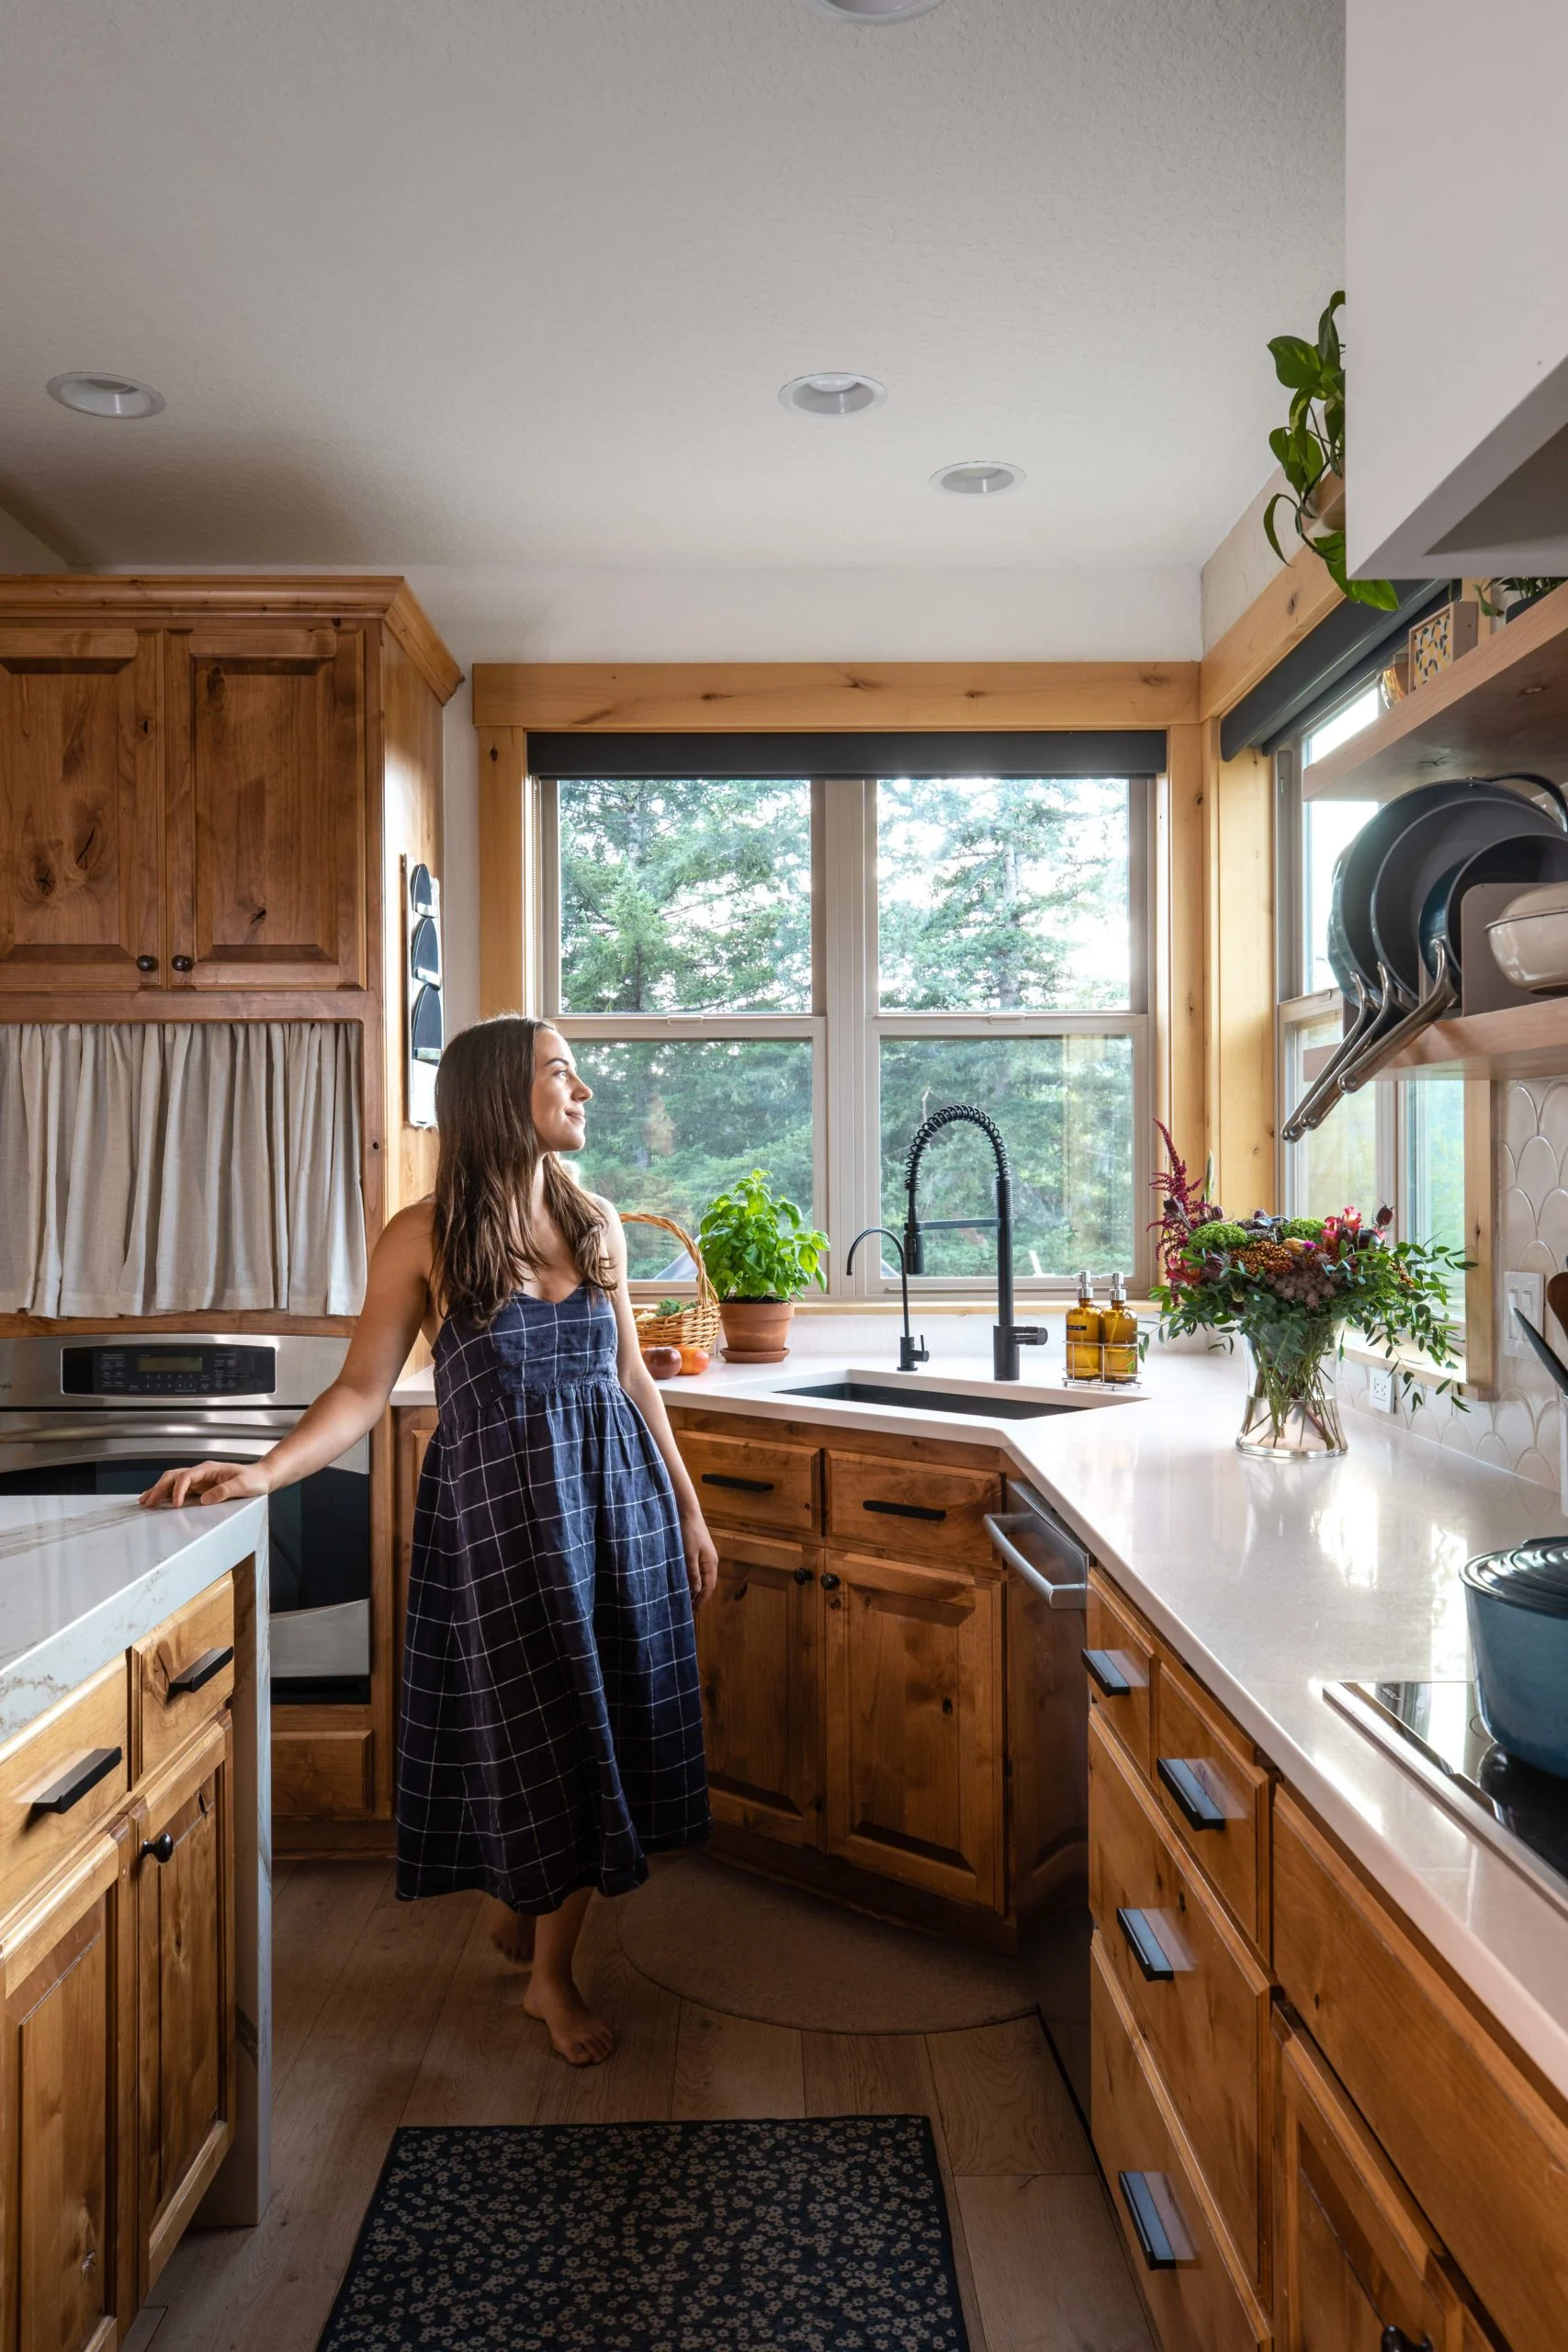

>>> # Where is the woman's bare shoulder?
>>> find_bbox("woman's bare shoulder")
[378,1199,436,1261]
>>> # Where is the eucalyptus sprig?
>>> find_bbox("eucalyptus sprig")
[1263,290,1398,612]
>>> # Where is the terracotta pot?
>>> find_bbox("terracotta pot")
[718,1298,795,1363]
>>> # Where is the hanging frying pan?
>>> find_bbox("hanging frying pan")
[1419,831,1568,981]
[1285,775,1567,1134]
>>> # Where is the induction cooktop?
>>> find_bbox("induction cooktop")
[1326,1678,1568,1920]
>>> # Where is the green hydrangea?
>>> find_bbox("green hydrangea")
[1188,1220,1250,1252]
[1280,1216,1325,1240]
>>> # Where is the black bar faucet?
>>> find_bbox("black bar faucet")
[902,1104,1048,1381]
[844,1228,929,1373]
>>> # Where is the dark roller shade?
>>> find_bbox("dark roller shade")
[529,729,1167,779]
[1221,581,1449,761]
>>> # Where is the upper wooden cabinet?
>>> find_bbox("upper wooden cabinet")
[166,627,367,991]
[0,577,460,1011]
[0,627,163,995]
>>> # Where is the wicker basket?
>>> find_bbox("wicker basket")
[623,1212,722,1354]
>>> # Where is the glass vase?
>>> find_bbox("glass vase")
[1237,1322,1348,1459]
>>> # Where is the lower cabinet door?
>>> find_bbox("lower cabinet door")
[135,1715,235,2296]
[822,1549,1002,1911]
[1273,2012,1502,2352]
[695,1532,822,1847]
[0,1832,133,2352]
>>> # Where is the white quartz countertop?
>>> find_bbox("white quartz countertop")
[0,1495,267,1744]
[399,1329,1568,2098]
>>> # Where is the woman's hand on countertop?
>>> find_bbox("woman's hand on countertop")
[140,1459,271,1509]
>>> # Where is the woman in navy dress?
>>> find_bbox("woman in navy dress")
[141,1014,716,2066]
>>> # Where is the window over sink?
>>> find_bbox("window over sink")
[535,760,1152,1296]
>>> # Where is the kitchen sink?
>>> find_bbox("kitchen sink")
[771,1379,1071,1420]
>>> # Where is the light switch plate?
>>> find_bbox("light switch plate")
[1368,1364,1395,1412]
[1505,1272,1545,1354]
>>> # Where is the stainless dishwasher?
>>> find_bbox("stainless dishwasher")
[987,1474,1093,2109]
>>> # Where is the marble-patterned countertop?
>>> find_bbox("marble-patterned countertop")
[0,1495,267,1743]
[397,1323,1568,2098]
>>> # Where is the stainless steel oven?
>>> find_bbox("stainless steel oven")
[0,1334,370,1703]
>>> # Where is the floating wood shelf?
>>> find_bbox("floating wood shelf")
[1304,582,1568,801]
[1380,996,1568,1079]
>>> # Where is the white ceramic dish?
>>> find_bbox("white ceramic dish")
[1487,882,1568,993]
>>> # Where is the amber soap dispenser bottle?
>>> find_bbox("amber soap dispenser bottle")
[1066,1269,1101,1381]
[1102,1272,1138,1384]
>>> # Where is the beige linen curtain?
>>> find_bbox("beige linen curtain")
[0,1022,368,1317]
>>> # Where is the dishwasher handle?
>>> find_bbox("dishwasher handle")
[985,1511,1089,1611]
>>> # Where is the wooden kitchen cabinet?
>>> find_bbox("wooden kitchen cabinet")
[0,626,163,996]
[133,1714,235,2295]
[164,626,367,991]
[696,1532,822,1848]
[0,1832,135,2352]
[1272,2010,1499,2352]
[822,1546,1003,1912]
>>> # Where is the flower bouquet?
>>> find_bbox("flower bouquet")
[1150,1124,1466,1458]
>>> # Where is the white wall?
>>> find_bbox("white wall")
[0,500,69,571]
[1199,471,1290,653]
[1347,0,1568,574]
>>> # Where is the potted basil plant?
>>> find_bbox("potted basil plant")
[696,1170,829,1363]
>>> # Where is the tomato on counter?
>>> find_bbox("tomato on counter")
[642,1345,682,1380]
[678,1345,710,1375]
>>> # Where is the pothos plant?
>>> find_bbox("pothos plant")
[1263,289,1398,611]
[697,1170,829,1303]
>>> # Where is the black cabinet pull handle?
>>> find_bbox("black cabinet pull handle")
[1380,2332,1433,2352]
[141,1831,175,1865]
[1118,2172,1179,2271]
[29,1747,122,1817]
[820,1571,841,1589]
[792,1566,813,1585]
[702,1473,775,1494]
[1157,1756,1226,1832]
[863,1498,946,1522]
[135,954,158,973]
[171,954,194,973]
[168,1645,233,1697]
[1083,1646,1132,1696]
[1117,1906,1176,1981]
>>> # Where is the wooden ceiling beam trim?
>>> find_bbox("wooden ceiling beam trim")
[1198,542,1341,721]
[471,659,1200,733]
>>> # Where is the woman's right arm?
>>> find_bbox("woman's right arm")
[140,1204,436,1509]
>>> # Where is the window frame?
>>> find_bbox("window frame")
[536,768,1156,1300]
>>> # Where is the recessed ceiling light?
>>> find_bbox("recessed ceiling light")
[806,0,946,18]
[931,460,1024,496]
[47,371,165,420]
[779,372,887,418]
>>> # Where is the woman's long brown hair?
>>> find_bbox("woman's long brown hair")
[430,1016,614,1322]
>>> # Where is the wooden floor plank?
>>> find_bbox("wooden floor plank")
[400,1896,553,2127]
[956,2173,1155,2352]
[152,1882,474,2352]
[671,2005,805,2120]
[530,1893,682,2125]
[928,2018,1094,2176]
[269,1861,390,2095]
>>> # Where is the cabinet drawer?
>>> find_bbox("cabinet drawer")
[1085,1570,1155,1775]
[1090,1934,1269,2352]
[0,1659,130,1916]
[1153,1650,1270,1953]
[827,1449,999,1567]
[1089,1709,1269,2290]
[1274,1791,1568,2352]
[135,1575,236,1778]
[681,1430,820,1535]
[272,1726,374,1819]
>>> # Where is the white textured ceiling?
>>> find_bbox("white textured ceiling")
[0,0,1343,577]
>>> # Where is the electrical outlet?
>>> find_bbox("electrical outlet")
[1505,1272,1546,1355]
[1368,1364,1395,1412]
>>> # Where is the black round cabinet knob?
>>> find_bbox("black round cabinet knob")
[171,954,194,973]
[135,955,157,972]
[141,1831,175,1865]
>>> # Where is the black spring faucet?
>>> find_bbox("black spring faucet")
[902,1104,1049,1382]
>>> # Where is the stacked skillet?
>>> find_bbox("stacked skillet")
[1284,774,1568,1140]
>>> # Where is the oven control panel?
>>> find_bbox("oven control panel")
[61,1344,278,1398]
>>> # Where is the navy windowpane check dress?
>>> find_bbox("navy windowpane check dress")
[395,1284,710,1914]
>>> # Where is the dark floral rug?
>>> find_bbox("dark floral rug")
[316,2117,969,2351]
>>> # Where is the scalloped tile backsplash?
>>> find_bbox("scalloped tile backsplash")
[1342,1079,1568,1490]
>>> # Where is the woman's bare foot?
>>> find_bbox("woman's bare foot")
[486,1898,535,1967]
[523,1975,616,2066]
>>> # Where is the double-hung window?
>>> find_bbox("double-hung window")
[535,748,1154,1295]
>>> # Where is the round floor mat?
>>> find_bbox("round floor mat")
[616,1853,1033,2033]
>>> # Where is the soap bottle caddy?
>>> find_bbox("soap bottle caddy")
[1064,1269,1143,1385]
